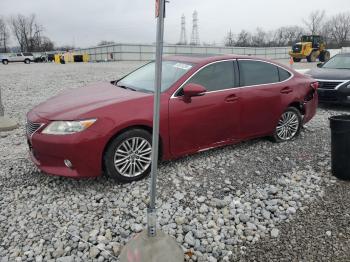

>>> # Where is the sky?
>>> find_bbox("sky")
[0,0,349,48]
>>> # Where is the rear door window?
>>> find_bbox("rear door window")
[278,67,291,81]
[187,61,235,92]
[238,60,279,86]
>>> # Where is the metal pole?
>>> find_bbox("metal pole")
[147,0,165,237]
[0,88,4,117]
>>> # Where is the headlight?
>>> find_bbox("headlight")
[42,119,97,135]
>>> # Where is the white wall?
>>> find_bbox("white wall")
[75,44,291,62]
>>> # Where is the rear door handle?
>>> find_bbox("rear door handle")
[280,86,293,94]
[225,94,239,103]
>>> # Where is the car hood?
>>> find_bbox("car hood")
[307,68,350,80]
[32,82,150,120]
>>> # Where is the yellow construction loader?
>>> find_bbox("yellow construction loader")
[289,35,330,63]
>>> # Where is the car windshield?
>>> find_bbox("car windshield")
[117,61,193,92]
[322,55,350,69]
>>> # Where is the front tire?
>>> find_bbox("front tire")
[272,107,302,142]
[24,59,30,64]
[104,129,152,182]
[2,59,8,65]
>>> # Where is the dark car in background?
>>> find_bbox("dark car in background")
[307,53,350,104]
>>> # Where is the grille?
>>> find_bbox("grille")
[318,81,343,90]
[318,90,338,101]
[26,120,42,136]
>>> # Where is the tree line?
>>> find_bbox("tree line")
[224,10,350,48]
[0,14,55,53]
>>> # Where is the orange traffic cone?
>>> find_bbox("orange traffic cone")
[289,56,294,68]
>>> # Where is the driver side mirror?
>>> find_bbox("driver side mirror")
[317,62,324,68]
[182,83,206,102]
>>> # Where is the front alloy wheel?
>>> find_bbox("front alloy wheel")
[104,129,152,182]
[273,107,302,142]
[114,137,152,178]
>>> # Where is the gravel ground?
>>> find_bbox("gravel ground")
[0,61,350,262]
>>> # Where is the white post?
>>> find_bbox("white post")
[0,88,4,117]
[0,87,18,131]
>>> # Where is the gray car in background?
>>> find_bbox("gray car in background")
[1,52,34,65]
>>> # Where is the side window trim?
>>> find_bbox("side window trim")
[237,59,294,87]
[173,59,237,97]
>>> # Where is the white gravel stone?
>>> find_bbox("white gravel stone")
[0,62,340,262]
[271,228,280,238]
[185,231,196,246]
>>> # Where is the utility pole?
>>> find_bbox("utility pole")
[190,10,200,45]
[179,14,187,45]
[120,1,183,261]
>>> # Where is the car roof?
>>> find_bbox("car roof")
[164,54,268,65]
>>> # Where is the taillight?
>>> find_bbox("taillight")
[310,82,319,90]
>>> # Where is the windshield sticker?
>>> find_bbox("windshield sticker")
[174,63,192,70]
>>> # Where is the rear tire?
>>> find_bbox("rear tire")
[104,129,153,183]
[272,107,302,143]
[293,58,301,62]
[307,51,317,62]
[2,59,8,65]
[319,51,331,62]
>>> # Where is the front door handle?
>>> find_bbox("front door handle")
[280,86,293,94]
[225,94,239,103]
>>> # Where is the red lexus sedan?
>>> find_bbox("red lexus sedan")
[26,55,318,182]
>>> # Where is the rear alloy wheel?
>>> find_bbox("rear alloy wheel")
[104,129,152,182]
[273,107,302,142]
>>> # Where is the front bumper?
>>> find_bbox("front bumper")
[27,122,106,178]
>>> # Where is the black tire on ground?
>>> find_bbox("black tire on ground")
[104,129,153,183]
[24,59,30,64]
[324,51,331,62]
[319,51,330,62]
[293,57,301,62]
[2,59,8,65]
[319,51,325,62]
[307,51,317,62]
[272,107,302,143]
